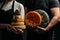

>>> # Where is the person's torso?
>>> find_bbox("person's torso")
[0,1,23,39]
[25,0,52,17]
[25,0,53,40]
[25,0,49,11]
[0,1,22,24]
[0,1,14,24]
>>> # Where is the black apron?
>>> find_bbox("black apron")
[0,1,23,40]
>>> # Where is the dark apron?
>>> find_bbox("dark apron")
[0,1,23,40]
[53,22,60,40]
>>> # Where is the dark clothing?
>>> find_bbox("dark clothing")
[0,1,23,40]
[53,22,60,40]
[16,0,25,5]
[25,0,59,19]
[0,8,13,24]
[24,0,59,40]
[59,0,60,7]
[59,0,60,2]
[25,0,59,11]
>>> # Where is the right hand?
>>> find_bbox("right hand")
[0,24,24,34]
[7,24,25,34]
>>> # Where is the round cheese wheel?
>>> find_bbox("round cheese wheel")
[25,11,42,27]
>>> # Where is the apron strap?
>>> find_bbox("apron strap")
[0,1,6,9]
[12,0,15,14]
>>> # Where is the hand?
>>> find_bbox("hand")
[11,27,24,34]
[12,26,24,34]
[7,25,25,34]
[36,26,49,31]
[28,26,48,34]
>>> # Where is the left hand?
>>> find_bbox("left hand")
[36,26,49,32]
[30,26,48,34]
[37,26,47,31]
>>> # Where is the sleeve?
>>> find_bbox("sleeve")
[19,3,25,21]
[49,0,59,8]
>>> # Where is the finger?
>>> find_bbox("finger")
[7,24,13,31]
[12,30,19,34]
[11,27,17,31]
[11,27,23,34]
[18,29,24,33]
[36,26,46,31]
[7,27,12,31]
[36,26,42,28]
[12,29,23,34]
[11,27,20,34]
[36,26,42,29]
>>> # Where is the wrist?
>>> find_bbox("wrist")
[45,26,51,31]
[0,24,10,29]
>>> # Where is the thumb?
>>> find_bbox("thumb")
[36,26,45,30]
[36,26,43,29]
[18,29,24,33]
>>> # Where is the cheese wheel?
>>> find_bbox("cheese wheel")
[25,11,42,27]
